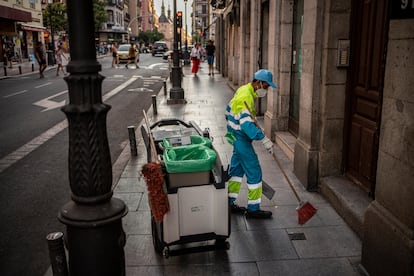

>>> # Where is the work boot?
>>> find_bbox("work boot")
[230,204,247,214]
[245,209,272,219]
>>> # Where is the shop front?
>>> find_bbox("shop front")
[0,5,32,63]
[18,23,48,60]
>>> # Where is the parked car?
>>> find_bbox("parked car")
[117,44,131,63]
[152,41,168,56]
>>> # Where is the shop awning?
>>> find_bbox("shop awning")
[19,23,48,33]
[0,6,32,22]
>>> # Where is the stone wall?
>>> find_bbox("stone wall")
[361,18,414,276]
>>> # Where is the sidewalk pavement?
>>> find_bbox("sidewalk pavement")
[111,65,363,275]
[0,59,40,79]
[39,62,363,275]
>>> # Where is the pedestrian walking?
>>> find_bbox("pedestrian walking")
[205,40,216,76]
[190,43,201,76]
[5,43,14,68]
[35,42,47,78]
[111,43,119,68]
[55,45,67,76]
[225,69,277,219]
[126,43,138,69]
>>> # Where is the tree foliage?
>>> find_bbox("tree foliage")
[137,30,165,45]
[43,3,67,32]
[42,0,108,33]
[93,0,108,32]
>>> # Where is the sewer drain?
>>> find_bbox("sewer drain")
[288,232,306,240]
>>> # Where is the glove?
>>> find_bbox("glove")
[262,136,273,154]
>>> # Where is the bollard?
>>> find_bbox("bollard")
[32,63,34,72]
[163,80,167,96]
[46,232,69,276]
[18,65,22,74]
[128,126,138,156]
[3,66,7,76]
[152,95,158,115]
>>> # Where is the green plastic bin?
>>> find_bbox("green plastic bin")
[163,145,217,188]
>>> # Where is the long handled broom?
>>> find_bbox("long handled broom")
[244,102,317,225]
[141,110,169,222]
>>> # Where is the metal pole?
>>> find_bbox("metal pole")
[46,232,68,276]
[3,66,7,76]
[152,95,157,115]
[127,126,137,156]
[49,3,55,65]
[184,0,188,52]
[58,1,127,275]
[168,0,185,104]
[163,80,167,96]
[18,65,22,74]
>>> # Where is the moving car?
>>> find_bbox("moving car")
[117,44,132,63]
[152,41,168,56]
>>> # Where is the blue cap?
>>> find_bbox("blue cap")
[254,69,277,88]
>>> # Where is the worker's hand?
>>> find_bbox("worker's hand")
[261,136,273,154]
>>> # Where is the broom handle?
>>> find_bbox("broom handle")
[244,102,302,203]
[143,110,158,163]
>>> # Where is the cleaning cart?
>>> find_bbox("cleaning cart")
[141,118,230,258]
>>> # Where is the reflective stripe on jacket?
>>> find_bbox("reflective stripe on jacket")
[225,83,264,142]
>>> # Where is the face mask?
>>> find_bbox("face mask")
[256,81,267,98]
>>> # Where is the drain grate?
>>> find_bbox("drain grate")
[288,232,306,240]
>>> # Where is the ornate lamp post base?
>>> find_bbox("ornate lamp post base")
[58,198,127,276]
[168,64,186,104]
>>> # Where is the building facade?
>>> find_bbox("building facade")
[192,0,209,43]
[1,0,46,62]
[157,0,173,49]
[214,0,413,275]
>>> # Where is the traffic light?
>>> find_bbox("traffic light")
[176,11,183,28]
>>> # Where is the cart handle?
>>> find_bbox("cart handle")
[150,118,192,129]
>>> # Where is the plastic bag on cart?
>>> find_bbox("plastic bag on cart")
[163,145,216,173]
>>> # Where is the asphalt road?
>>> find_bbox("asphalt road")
[0,54,170,276]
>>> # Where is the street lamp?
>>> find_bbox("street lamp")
[184,0,188,52]
[168,0,185,104]
[58,0,127,274]
[127,15,153,43]
[48,1,55,65]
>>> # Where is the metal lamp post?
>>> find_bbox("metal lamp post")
[58,0,127,275]
[48,1,55,65]
[184,0,188,52]
[168,0,185,104]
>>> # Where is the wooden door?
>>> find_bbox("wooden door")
[345,0,389,195]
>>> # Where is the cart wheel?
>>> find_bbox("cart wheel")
[151,215,164,254]
[215,239,230,249]
[163,247,170,258]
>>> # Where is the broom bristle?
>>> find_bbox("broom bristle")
[297,201,317,225]
[142,162,169,222]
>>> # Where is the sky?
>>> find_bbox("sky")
[153,0,193,33]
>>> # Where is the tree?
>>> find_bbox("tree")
[43,3,67,33]
[93,0,108,32]
[43,1,107,33]
[137,30,165,45]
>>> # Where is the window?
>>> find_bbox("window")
[108,10,114,22]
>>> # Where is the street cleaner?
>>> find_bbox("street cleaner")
[225,69,277,219]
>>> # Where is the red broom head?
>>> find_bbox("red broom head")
[297,201,317,225]
[141,162,169,222]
